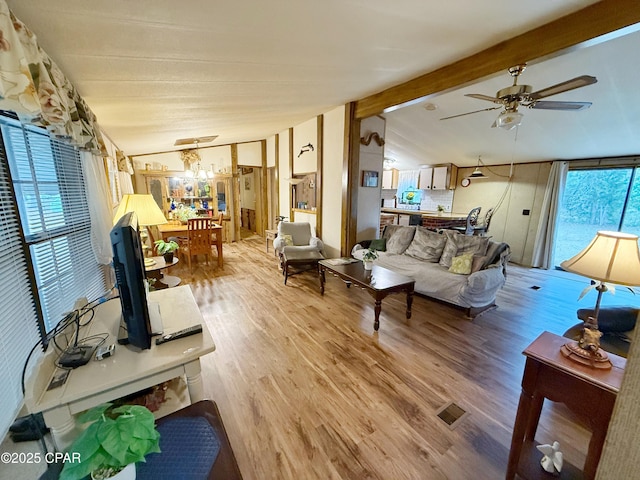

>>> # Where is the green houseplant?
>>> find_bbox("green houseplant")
[154,239,179,263]
[60,403,160,480]
[362,248,379,271]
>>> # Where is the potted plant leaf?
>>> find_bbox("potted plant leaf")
[154,239,179,263]
[60,403,161,480]
[362,248,379,271]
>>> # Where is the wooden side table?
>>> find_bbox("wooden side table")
[145,256,180,289]
[265,229,278,255]
[506,331,626,480]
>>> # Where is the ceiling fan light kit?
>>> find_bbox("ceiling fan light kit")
[496,110,524,131]
[441,63,597,128]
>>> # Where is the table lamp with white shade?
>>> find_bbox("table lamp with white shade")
[560,230,640,369]
[113,194,168,263]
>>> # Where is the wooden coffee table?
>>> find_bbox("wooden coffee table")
[319,259,415,331]
[282,250,324,285]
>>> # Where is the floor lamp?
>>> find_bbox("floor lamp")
[113,194,168,262]
[560,230,640,369]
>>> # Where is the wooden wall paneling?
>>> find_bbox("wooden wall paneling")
[260,139,268,235]
[344,103,359,255]
[316,114,323,239]
[355,0,640,119]
[273,134,280,231]
[231,143,241,242]
[288,127,294,222]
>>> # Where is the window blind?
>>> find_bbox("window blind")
[0,130,41,438]
[2,120,108,333]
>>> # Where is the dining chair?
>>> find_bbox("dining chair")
[473,208,495,236]
[452,206,481,235]
[409,214,423,226]
[182,217,214,272]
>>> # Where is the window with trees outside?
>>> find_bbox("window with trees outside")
[553,166,640,268]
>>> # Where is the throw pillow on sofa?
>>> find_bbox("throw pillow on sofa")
[439,232,490,268]
[404,228,447,262]
[370,238,386,251]
[449,253,474,275]
[386,226,416,254]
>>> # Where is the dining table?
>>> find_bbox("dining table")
[158,221,223,268]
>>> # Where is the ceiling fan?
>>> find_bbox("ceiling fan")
[440,64,597,130]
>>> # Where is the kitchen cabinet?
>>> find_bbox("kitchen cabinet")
[418,164,458,190]
[382,169,398,189]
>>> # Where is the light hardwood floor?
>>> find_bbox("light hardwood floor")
[178,236,635,480]
[5,235,631,480]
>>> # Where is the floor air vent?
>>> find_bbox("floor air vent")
[436,402,468,429]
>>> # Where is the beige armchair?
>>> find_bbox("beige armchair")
[273,222,324,258]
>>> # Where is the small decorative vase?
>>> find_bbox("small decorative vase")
[163,252,174,263]
[363,260,373,271]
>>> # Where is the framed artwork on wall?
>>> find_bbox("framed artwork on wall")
[362,170,379,187]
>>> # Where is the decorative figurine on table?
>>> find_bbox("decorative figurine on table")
[537,441,563,474]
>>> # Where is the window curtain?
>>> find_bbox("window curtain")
[532,161,568,268]
[118,171,134,196]
[82,151,113,265]
[0,1,106,154]
[397,169,420,196]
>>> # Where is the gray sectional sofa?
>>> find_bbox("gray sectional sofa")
[352,225,510,317]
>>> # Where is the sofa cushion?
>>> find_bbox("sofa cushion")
[382,224,405,241]
[386,226,416,254]
[404,228,447,262]
[449,253,473,275]
[471,255,487,273]
[439,232,490,268]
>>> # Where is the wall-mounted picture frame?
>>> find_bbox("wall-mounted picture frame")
[362,170,379,187]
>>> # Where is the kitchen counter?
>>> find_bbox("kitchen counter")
[381,208,467,219]
[381,208,467,229]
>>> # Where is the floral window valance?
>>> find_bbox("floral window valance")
[0,1,106,154]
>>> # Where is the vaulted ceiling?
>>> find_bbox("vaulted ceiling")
[6,0,639,168]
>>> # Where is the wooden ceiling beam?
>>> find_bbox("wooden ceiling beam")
[355,0,640,119]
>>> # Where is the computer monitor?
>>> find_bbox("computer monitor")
[110,211,152,349]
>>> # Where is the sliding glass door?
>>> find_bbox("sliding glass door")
[553,166,640,267]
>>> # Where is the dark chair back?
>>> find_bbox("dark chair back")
[465,207,482,235]
[482,208,494,233]
[409,214,423,226]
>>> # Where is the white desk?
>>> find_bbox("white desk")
[25,285,216,449]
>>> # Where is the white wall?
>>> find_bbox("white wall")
[237,142,262,167]
[452,162,551,266]
[266,135,276,168]
[356,116,385,242]
[293,118,318,174]
[278,128,291,218]
[321,105,346,257]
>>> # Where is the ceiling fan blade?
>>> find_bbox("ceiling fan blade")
[529,75,597,100]
[440,106,501,121]
[529,101,592,111]
[465,93,502,103]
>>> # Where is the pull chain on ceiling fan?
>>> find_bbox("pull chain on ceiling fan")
[440,64,597,129]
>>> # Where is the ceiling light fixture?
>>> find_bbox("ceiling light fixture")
[383,157,397,170]
[182,139,209,179]
[495,109,524,131]
[468,156,488,179]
